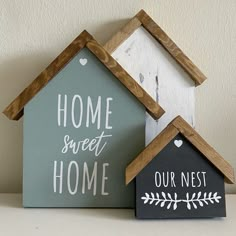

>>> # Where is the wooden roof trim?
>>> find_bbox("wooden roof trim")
[3,30,92,120]
[104,9,207,86]
[126,115,235,185]
[136,10,207,86]
[87,40,164,120]
[103,16,141,54]
[172,116,235,184]
[126,123,179,185]
[3,30,165,121]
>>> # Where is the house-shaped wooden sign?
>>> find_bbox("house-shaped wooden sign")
[104,10,207,144]
[3,30,164,208]
[126,116,234,218]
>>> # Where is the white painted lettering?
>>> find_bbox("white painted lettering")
[67,161,79,195]
[53,161,63,194]
[105,98,113,129]
[57,94,67,127]
[101,163,109,195]
[71,95,83,128]
[82,162,97,196]
[86,96,101,129]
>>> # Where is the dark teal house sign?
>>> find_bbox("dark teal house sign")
[3,31,164,207]
[126,116,234,218]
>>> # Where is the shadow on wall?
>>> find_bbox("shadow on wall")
[0,52,53,193]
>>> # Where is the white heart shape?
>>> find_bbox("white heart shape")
[79,58,87,66]
[174,140,183,148]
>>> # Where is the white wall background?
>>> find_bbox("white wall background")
[0,0,235,193]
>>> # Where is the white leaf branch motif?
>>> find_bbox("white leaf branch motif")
[183,192,222,210]
[141,192,181,210]
[141,192,222,210]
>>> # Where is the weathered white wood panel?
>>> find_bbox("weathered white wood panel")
[112,27,195,145]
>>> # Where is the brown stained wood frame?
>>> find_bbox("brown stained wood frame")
[87,40,164,120]
[3,30,164,121]
[172,116,235,184]
[126,116,235,185]
[104,9,207,86]
[126,122,179,185]
[3,31,92,120]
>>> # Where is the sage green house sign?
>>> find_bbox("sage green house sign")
[3,31,164,207]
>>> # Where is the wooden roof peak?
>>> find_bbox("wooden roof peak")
[104,9,207,86]
[3,30,165,121]
[126,115,234,185]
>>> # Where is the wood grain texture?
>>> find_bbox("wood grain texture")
[3,30,164,121]
[3,30,92,120]
[87,40,165,120]
[172,116,235,184]
[126,123,179,185]
[126,115,235,185]
[111,27,195,145]
[136,10,206,86]
[104,9,206,86]
[104,17,141,54]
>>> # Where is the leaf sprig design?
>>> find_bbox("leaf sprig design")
[141,192,222,210]
[183,192,222,210]
[141,192,181,210]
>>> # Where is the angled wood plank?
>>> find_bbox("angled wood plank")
[103,17,141,54]
[136,10,207,86]
[107,26,195,144]
[3,30,164,121]
[126,123,179,185]
[87,40,164,120]
[126,115,234,185]
[3,31,92,120]
[104,10,208,144]
[172,116,235,184]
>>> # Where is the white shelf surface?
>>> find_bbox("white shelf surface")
[0,194,235,236]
